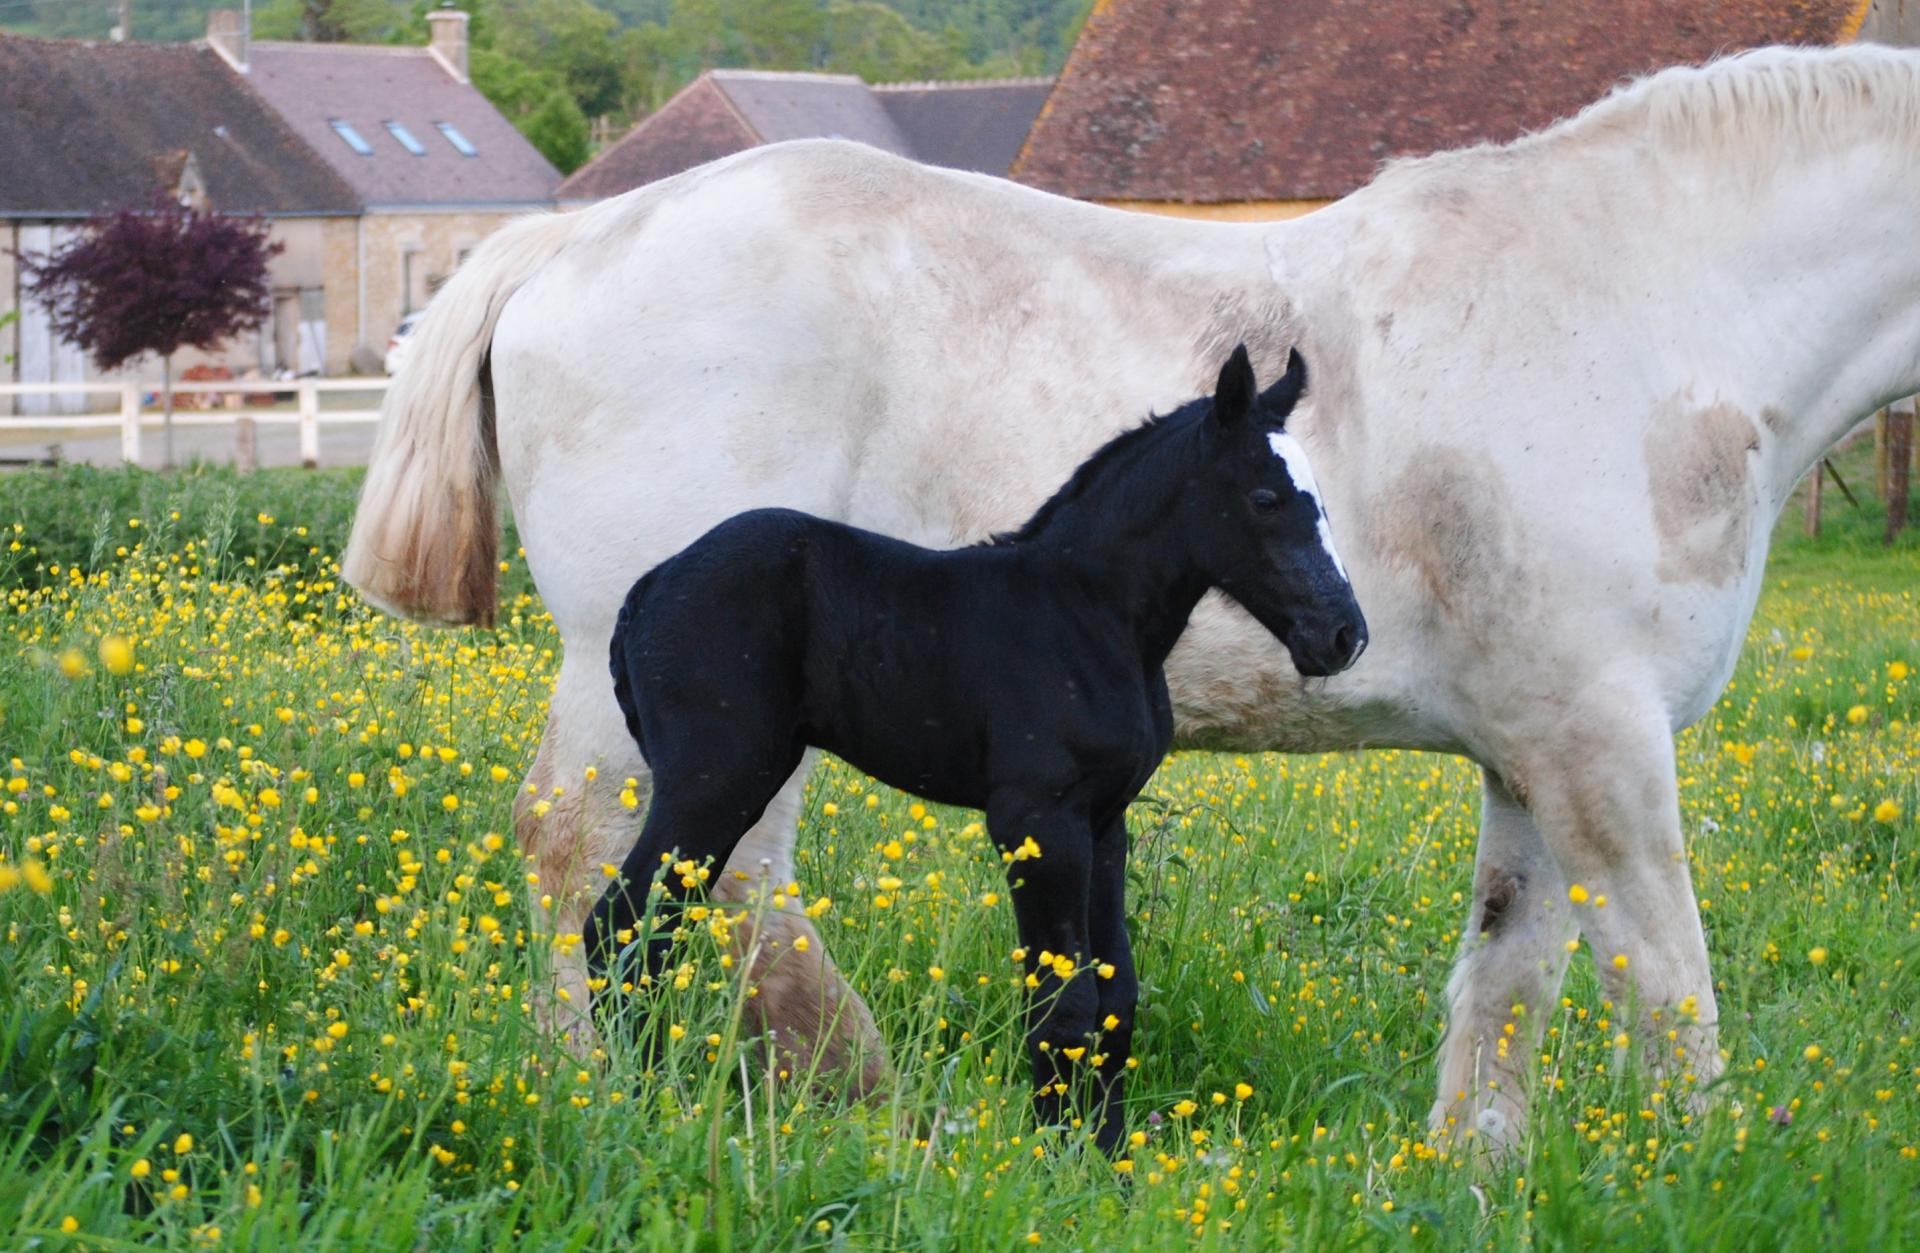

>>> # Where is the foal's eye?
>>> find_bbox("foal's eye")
[1248,489,1280,514]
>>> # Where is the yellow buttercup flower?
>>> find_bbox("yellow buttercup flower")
[98,634,134,675]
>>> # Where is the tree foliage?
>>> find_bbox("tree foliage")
[252,0,402,42]
[17,197,281,372]
[522,85,592,172]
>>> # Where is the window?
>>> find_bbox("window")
[385,121,427,156]
[435,121,478,157]
[329,119,373,156]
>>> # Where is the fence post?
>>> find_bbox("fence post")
[1803,459,1823,537]
[1887,406,1913,544]
[1874,408,1890,501]
[119,383,141,465]
[235,415,257,475]
[298,383,319,468]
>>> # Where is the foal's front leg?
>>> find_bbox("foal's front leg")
[990,797,1098,1140]
[1086,812,1138,1155]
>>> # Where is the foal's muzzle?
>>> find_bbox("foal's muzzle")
[1291,612,1369,678]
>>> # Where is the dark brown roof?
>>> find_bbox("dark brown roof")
[1014,0,1867,202]
[242,42,559,207]
[559,69,1052,200]
[0,35,357,217]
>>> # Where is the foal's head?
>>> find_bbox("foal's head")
[1192,345,1368,678]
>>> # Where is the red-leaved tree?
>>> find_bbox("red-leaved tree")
[19,195,283,468]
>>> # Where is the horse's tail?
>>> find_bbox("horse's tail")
[342,210,581,627]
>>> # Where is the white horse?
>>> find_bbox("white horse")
[344,45,1920,1151]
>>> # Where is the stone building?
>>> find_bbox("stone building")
[1,9,556,411]
[210,8,558,373]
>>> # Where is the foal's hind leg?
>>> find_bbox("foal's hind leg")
[585,720,807,980]
[1429,770,1578,1153]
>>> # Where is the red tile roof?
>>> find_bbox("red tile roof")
[1013,0,1868,203]
[558,70,1052,201]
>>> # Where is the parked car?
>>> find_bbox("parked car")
[384,311,422,376]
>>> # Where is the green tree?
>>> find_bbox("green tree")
[615,21,694,114]
[491,0,626,118]
[819,3,955,82]
[252,0,402,42]
[522,87,591,171]
[470,46,590,169]
[470,45,566,117]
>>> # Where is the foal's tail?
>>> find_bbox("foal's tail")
[342,210,583,627]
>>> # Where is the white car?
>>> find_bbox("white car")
[384,311,422,376]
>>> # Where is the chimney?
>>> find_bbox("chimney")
[207,8,248,73]
[427,5,470,84]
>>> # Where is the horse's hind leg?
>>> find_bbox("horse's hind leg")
[515,654,651,1056]
[1429,769,1578,1152]
[713,751,891,1098]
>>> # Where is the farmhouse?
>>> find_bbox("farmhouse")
[207,9,557,373]
[557,69,1052,202]
[1013,0,1915,220]
[0,8,556,411]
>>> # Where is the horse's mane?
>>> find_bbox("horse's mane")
[1376,43,1920,188]
[982,396,1207,547]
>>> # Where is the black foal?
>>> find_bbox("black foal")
[586,345,1367,1151]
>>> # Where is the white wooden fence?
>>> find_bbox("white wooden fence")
[0,378,389,466]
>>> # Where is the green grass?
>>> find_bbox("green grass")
[0,462,1913,1249]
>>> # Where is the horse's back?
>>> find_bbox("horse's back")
[488,141,1277,642]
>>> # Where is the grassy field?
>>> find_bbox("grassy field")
[0,460,1914,1249]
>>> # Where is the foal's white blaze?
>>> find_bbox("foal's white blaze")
[1267,430,1350,582]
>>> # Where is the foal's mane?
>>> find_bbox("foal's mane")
[1377,43,1920,187]
[982,396,1207,547]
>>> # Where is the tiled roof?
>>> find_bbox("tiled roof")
[1013,0,1868,203]
[558,69,1052,200]
[0,35,357,217]
[876,78,1054,176]
[557,74,755,200]
[242,42,559,206]
[712,70,914,150]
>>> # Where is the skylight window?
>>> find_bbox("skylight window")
[329,119,373,156]
[435,122,478,157]
[385,121,427,156]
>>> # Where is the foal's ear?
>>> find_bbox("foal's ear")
[1212,343,1257,427]
[1258,347,1308,424]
